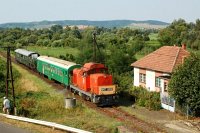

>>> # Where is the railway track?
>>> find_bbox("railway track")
[82,101,164,133]
[0,51,165,133]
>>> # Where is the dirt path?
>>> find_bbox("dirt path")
[120,106,200,133]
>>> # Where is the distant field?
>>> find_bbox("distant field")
[135,33,161,60]
[149,33,159,40]
[146,33,160,46]
[27,46,80,57]
[128,23,168,30]
[146,40,160,47]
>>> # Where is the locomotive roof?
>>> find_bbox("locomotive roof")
[15,49,39,56]
[83,62,107,71]
[37,56,81,70]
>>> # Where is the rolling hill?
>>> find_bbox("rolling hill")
[0,20,169,29]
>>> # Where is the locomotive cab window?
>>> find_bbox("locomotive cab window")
[99,68,108,74]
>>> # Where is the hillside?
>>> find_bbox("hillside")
[0,20,169,29]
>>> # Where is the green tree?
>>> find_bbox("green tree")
[158,19,188,46]
[71,29,82,39]
[106,46,135,74]
[50,25,63,33]
[168,54,200,116]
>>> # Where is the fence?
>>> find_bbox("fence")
[0,113,92,133]
[160,93,175,112]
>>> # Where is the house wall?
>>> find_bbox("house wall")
[134,67,139,87]
[133,67,170,93]
[146,70,155,91]
[161,79,164,93]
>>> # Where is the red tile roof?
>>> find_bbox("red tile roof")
[131,46,190,73]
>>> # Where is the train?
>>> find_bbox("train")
[14,49,117,106]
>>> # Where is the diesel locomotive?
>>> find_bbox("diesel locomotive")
[14,49,117,106]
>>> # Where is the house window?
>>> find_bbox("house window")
[164,82,168,92]
[139,73,146,83]
[155,77,161,88]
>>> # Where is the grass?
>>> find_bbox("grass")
[135,53,144,60]
[26,46,80,58]
[149,33,159,41]
[2,62,122,132]
[146,40,160,47]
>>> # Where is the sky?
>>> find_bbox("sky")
[0,0,200,24]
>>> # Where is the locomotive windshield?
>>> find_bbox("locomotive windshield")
[87,68,108,75]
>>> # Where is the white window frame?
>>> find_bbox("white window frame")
[139,73,146,83]
[155,77,161,88]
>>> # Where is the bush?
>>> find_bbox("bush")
[129,86,161,110]
[17,91,46,117]
[113,72,133,93]
[169,54,200,116]
[18,97,37,117]
[51,40,64,47]
[59,53,75,61]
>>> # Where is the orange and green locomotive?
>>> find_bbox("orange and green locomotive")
[15,49,117,106]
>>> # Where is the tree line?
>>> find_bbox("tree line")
[159,19,200,50]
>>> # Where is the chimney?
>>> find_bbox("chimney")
[182,44,186,50]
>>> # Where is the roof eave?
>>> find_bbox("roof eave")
[132,66,172,74]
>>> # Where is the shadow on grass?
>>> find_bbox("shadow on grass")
[116,92,135,107]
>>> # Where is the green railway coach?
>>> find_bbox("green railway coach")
[37,56,81,86]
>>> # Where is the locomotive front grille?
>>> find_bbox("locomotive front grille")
[99,85,116,95]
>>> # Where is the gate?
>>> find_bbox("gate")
[160,93,175,112]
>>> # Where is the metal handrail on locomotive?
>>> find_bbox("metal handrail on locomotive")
[14,49,117,106]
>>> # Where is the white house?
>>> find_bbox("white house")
[131,44,190,111]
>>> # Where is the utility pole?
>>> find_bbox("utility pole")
[92,32,103,63]
[93,32,97,62]
[1,46,16,115]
